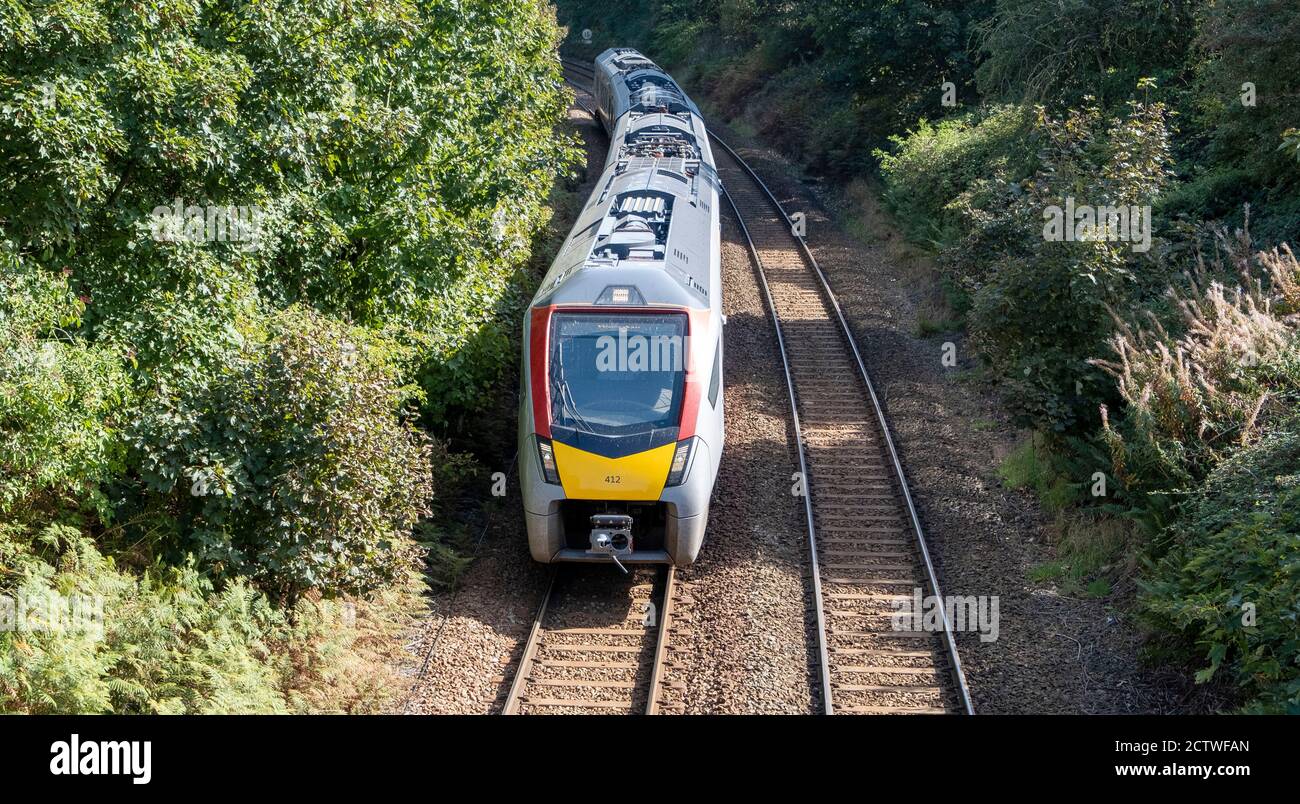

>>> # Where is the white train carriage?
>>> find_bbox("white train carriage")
[518,49,723,566]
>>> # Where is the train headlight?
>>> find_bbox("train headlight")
[536,437,561,485]
[665,439,693,487]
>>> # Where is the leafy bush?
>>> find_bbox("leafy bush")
[962,96,1174,433]
[0,521,289,714]
[1141,422,1300,713]
[1192,1,1300,200]
[794,0,993,165]
[274,579,426,714]
[653,17,711,67]
[996,433,1085,512]
[877,105,1035,248]
[0,258,129,521]
[132,307,433,602]
[975,0,1198,105]
[0,521,422,713]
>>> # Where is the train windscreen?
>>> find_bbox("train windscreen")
[549,312,687,438]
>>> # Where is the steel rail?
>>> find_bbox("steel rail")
[708,137,975,715]
[562,56,594,77]
[718,174,836,713]
[500,566,676,715]
[643,565,675,715]
[501,568,557,715]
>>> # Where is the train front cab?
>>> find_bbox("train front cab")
[519,302,720,566]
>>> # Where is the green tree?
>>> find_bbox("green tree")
[964,96,1174,432]
[976,0,1199,105]
[0,0,577,420]
[132,307,434,602]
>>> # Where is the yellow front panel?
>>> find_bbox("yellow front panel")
[553,441,676,500]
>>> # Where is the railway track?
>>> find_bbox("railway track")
[712,142,973,715]
[501,565,681,714]
[557,56,972,715]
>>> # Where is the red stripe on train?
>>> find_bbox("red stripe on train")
[529,306,552,439]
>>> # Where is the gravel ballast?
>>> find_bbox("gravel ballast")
[708,126,1219,713]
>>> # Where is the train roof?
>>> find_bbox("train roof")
[535,70,719,312]
[534,155,719,309]
[594,47,703,120]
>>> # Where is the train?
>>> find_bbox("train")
[517,48,723,567]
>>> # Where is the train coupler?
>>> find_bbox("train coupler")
[588,514,634,574]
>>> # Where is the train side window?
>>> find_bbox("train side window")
[708,337,721,408]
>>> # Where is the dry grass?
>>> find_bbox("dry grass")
[1091,224,1300,482]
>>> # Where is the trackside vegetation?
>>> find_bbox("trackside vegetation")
[555,0,1300,711]
[0,0,578,712]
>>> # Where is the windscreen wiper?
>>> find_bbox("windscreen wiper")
[551,347,596,434]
